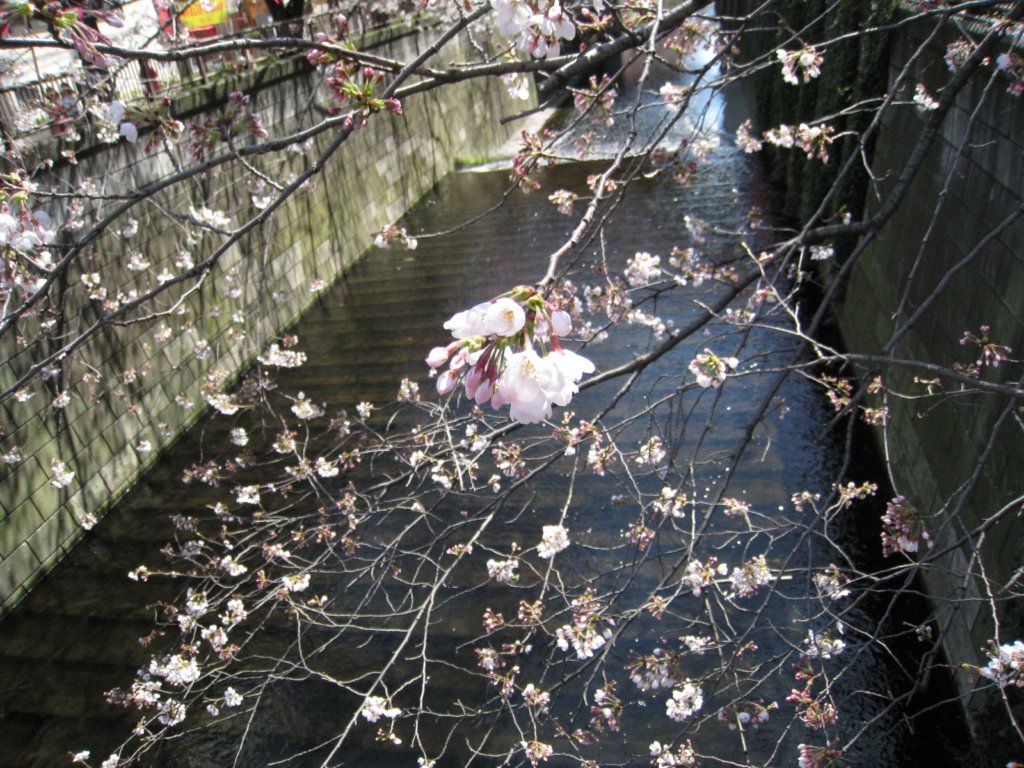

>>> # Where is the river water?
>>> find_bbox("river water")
[0,49,965,768]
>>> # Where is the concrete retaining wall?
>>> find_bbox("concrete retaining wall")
[838,13,1024,729]
[720,0,1024,738]
[0,23,526,613]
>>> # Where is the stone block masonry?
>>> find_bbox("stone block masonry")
[0,22,527,613]
[838,13,1024,734]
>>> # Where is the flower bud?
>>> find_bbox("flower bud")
[425,346,450,368]
[550,309,571,336]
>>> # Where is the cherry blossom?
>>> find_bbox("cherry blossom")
[980,640,1024,687]
[635,435,666,466]
[258,343,307,368]
[798,743,846,768]
[548,189,578,215]
[729,554,774,597]
[803,630,846,659]
[944,38,976,72]
[628,648,682,691]
[572,74,617,125]
[625,251,663,287]
[996,51,1024,96]
[149,654,200,687]
[913,83,940,111]
[521,740,554,765]
[107,101,138,144]
[718,699,775,730]
[812,565,851,600]
[788,683,837,730]
[651,486,687,517]
[281,573,310,592]
[360,695,401,722]
[555,589,613,658]
[666,680,704,721]
[487,558,519,583]
[881,495,932,556]
[372,224,418,249]
[736,118,763,153]
[223,687,243,707]
[429,289,594,423]
[777,46,824,85]
[536,524,570,558]
[649,740,698,767]
[689,348,738,388]
[50,458,74,488]
[523,683,550,709]
[960,324,1012,368]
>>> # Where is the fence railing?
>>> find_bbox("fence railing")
[0,3,405,148]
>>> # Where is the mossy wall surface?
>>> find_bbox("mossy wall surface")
[0,25,525,613]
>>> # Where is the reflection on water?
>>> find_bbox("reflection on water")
[0,55,965,768]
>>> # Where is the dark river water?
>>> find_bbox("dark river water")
[0,52,966,768]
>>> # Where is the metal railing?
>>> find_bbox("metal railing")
[0,2,407,148]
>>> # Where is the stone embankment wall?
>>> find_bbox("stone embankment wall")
[720,0,1024,737]
[838,12,1024,728]
[0,23,525,613]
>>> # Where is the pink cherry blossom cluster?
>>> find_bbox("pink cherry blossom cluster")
[627,648,683,691]
[997,51,1024,97]
[980,639,1024,687]
[521,740,554,766]
[728,554,774,598]
[680,557,722,596]
[510,129,558,191]
[913,83,940,111]
[322,63,403,125]
[802,698,838,730]
[735,119,764,153]
[803,629,846,659]
[188,92,268,163]
[787,682,838,730]
[717,699,775,730]
[665,680,704,721]
[589,681,622,733]
[688,348,738,389]
[665,17,721,60]
[372,223,418,250]
[571,74,617,126]
[944,38,977,73]
[1,192,57,302]
[109,96,182,157]
[649,740,698,768]
[881,495,932,557]
[812,565,851,601]
[960,324,1012,368]
[555,588,613,659]
[44,3,123,67]
[493,0,576,59]
[427,287,595,424]
[106,101,138,144]
[360,695,400,722]
[536,523,570,558]
[763,123,836,163]
[548,189,578,215]
[776,46,824,85]
[797,743,846,768]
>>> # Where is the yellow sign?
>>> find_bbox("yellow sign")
[179,0,227,28]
